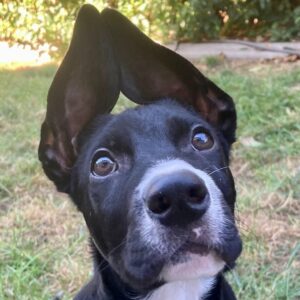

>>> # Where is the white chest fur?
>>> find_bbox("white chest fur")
[144,277,215,300]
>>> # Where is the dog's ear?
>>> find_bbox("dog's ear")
[102,8,236,146]
[39,5,236,193]
[38,5,120,192]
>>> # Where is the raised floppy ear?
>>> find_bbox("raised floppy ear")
[39,4,236,193]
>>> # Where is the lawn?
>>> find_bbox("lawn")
[0,59,299,300]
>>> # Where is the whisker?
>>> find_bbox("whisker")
[108,237,128,257]
[96,237,128,273]
[208,166,229,176]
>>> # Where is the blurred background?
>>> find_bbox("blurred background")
[0,1,299,300]
[1,0,300,61]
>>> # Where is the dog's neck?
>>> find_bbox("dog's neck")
[89,242,226,300]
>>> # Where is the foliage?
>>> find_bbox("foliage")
[1,0,300,56]
[220,0,300,41]
[0,0,83,57]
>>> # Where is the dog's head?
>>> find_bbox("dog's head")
[39,5,242,293]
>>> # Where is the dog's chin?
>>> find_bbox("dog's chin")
[119,244,225,291]
[160,250,225,283]
[118,251,166,291]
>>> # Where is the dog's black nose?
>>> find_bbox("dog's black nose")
[145,171,209,226]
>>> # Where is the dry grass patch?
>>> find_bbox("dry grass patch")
[0,186,90,298]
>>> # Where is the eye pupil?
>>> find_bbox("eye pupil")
[97,158,110,168]
[195,133,208,144]
[92,154,117,177]
[192,130,213,150]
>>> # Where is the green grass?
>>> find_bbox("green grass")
[204,55,225,68]
[0,61,299,299]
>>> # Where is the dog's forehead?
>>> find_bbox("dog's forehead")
[85,100,212,154]
[120,101,196,132]
[103,100,205,137]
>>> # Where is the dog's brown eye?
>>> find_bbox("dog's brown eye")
[92,153,117,177]
[192,130,213,150]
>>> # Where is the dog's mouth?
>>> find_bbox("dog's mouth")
[179,241,211,254]
[159,239,226,283]
[156,228,242,284]
[166,239,216,267]
[114,224,242,291]
[167,228,242,269]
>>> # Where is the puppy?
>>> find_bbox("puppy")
[38,5,242,300]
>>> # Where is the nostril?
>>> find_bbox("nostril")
[147,193,172,214]
[188,185,207,204]
[144,172,210,225]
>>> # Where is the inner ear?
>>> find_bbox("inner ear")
[196,79,236,145]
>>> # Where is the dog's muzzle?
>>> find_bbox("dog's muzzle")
[115,159,242,289]
[133,159,242,263]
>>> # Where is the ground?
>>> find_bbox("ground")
[0,59,299,300]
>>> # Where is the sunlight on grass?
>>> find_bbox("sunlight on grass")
[0,42,51,67]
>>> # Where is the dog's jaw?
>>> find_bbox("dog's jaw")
[84,241,236,300]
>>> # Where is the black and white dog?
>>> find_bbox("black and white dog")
[38,5,242,300]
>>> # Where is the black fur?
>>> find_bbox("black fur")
[68,100,241,299]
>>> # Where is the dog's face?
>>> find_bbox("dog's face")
[38,4,241,294]
[71,101,241,290]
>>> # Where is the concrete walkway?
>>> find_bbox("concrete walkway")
[1,41,300,65]
[167,42,300,61]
